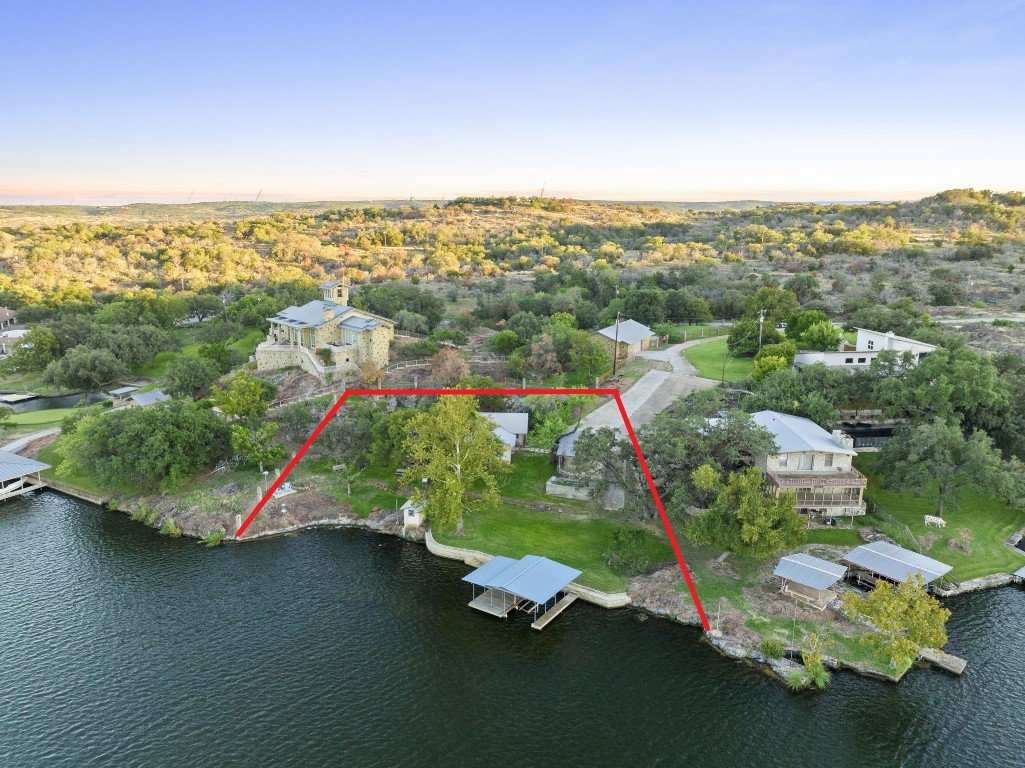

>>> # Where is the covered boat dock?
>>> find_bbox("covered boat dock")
[462,555,582,630]
[0,451,51,501]
[1014,565,1025,583]
[843,541,952,588]
[773,553,847,610]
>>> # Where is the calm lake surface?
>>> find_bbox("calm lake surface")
[2,492,1023,767]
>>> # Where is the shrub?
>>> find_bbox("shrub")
[785,671,807,692]
[761,639,784,659]
[201,529,227,547]
[158,517,183,537]
[604,526,653,575]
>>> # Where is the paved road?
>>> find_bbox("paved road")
[0,428,61,454]
[578,338,720,435]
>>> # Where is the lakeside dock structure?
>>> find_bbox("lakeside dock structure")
[462,555,582,630]
[773,554,848,610]
[842,541,953,589]
[129,389,170,408]
[0,451,51,502]
[1014,565,1025,583]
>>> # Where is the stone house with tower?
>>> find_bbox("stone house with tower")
[254,279,395,378]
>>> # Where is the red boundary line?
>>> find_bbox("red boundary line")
[236,388,710,631]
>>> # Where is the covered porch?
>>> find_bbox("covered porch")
[462,554,583,630]
[773,553,848,611]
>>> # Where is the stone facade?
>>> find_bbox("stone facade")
[255,280,394,378]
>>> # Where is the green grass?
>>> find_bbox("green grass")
[133,327,261,380]
[497,454,559,503]
[296,457,404,519]
[669,324,728,342]
[37,441,107,494]
[0,370,67,396]
[683,337,755,381]
[434,505,673,592]
[5,404,100,428]
[856,454,1025,582]
[806,527,863,547]
[231,329,265,358]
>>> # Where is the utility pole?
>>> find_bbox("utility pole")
[611,311,622,376]
[757,308,766,351]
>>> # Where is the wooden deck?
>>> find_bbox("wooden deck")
[531,594,578,631]
[469,589,522,618]
[918,647,968,675]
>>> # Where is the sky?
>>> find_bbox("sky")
[3,0,1024,204]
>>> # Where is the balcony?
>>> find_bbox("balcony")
[765,467,867,489]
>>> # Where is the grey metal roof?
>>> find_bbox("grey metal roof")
[462,556,520,587]
[491,426,518,447]
[130,389,171,407]
[596,318,655,345]
[481,412,528,436]
[843,541,952,583]
[1014,564,1025,580]
[320,280,341,288]
[108,386,139,397]
[0,450,50,483]
[774,553,847,591]
[270,300,352,329]
[751,410,856,455]
[462,555,582,604]
[339,316,380,332]
[556,428,581,458]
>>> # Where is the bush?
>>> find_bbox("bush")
[158,517,183,537]
[604,526,653,575]
[761,639,785,659]
[785,671,807,692]
[201,529,227,547]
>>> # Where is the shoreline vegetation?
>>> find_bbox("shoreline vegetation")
[35,461,1024,688]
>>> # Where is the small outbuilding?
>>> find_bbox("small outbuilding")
[593,318,657,362]
[773,553,848,610]
[843,541,952,588]
[400,498,424,528]
[130,389,171,407]
[462,554,582,630]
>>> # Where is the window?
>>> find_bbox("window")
[798,454,813,470]
[867,339,875,350]
[845,357,854,364]
[778,454,788,468]
[825,454,833,468]
[857,357,867,364]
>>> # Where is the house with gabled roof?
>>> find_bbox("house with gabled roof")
[480,412,528,463]
[255,278,395,379]
[593,318,657,363]
[793,328,937,372]
[751,410,867,521]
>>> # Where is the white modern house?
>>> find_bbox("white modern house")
[480,412,529,463]
[751,410,867,520]
[793,328,937,371]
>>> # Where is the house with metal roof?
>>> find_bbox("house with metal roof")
[752,410,867,521]
[794,328,938,372]
[0,450,50,501]
[842,541,953,587]
[774,553,848,610]
[480,412,528,462]
[593,318,657,363]
[255,279,395,380]
[462,554,582,630]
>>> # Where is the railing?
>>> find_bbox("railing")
[766,468,867,488]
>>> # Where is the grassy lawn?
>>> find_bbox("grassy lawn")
[683,337,754,381]
[133,327,261,380]
[669,324,729,342]
[435,504,673,592]
[37,440,108,495]
[856,454,1025,582]
[296,457,404,519]
[231,329,265,358]
[806,527,863,547]
[4,404,101,429]
[0,371,67,396]
[495,454,559,501]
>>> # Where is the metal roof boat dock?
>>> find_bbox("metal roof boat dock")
[462,555,582,630]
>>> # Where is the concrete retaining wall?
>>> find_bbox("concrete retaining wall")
[424,530,631,608]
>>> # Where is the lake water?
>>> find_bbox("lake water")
[1,492,1023,767]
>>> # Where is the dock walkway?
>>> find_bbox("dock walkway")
[918,647,968,675]
[469,589,522,618]
[531,594,578,630]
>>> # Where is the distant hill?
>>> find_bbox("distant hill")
[0,198,773,226]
